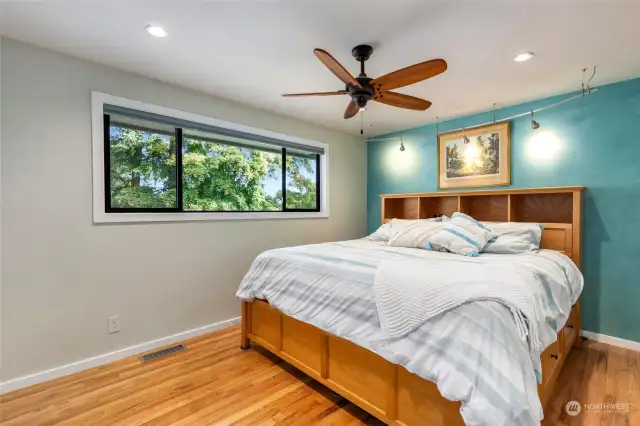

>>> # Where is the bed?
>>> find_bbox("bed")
[237,186,584,426]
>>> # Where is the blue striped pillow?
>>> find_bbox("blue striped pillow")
[427,212,493,257]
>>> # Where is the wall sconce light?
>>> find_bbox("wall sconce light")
[527,131,561,161]
[531,111,540,130]
[399,137,405,152]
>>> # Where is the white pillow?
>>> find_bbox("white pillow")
[427,212,493,257]
[388,221,446,248]
[365,217,442,242]
[483,222,543,254]
[366,222,392,242]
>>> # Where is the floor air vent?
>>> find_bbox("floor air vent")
[139,344,187,363]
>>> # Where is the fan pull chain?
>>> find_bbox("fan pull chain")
[360,110,364,135]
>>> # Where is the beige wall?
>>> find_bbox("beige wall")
[0,38,366,381]
[0,37,3,372]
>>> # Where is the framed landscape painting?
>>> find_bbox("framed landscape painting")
[437,121,510,189]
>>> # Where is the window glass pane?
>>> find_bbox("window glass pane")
[182,136,282,211]
[285,152,317,210]
[108,124,177,208]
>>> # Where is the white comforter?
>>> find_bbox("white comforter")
[374,254,580,375]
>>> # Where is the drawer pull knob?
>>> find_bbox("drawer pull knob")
[567,324,574,329]
[550,353,559,360]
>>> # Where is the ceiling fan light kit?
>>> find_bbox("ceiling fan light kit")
[283,44,447,121]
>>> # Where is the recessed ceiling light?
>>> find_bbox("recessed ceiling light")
[514,52,534,62]
[146,25,168,38]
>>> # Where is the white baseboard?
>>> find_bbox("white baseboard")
[0,316,241,394]
[582,330,640,352]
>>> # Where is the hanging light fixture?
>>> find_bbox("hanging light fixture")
[399,136,405,152]
[462,128,470,143]
[531,111,540,130]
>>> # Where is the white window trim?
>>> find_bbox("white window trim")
[91,92,329,223]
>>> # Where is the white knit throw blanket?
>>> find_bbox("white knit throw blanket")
[374,258,545,355]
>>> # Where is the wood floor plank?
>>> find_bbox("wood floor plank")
[604,345,629,426]
[629,349,640,426]
[582,342,609,425]
[1,326,637,426]
[542,340,589,426]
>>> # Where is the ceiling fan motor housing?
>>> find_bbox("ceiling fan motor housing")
[347,77,374,107]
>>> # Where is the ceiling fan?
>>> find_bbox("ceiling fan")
[283,45,447,120]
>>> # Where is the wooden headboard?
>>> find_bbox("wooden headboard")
[380,186,584,267]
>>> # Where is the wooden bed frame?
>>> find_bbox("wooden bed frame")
[240,186,584,425]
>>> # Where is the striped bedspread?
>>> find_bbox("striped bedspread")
[236,239,583,426]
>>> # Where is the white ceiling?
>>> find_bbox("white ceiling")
[2,0,639,136]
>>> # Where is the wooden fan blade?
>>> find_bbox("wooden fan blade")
[314,48,362,88]
[344,101,359,119]
[282,91,348,97]
[371,59,447,91]
[374,91,432,111]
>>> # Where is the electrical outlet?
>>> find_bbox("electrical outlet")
[108,316,120,334]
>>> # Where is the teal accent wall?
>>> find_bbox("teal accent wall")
[367,78,640,342]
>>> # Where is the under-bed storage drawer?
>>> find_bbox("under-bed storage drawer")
[563,305,579,352]
[542,340,561,385]
[538,339,562,405]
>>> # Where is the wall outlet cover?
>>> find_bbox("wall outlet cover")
[108,316,120,334]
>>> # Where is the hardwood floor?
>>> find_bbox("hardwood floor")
[542,339,639,426]
[0,326,637,425]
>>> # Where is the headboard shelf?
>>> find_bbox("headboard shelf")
[459,194,509,222]
[380,186,585,198]
[380,186,584,266]
[419,196,458,219]
[510,193,573,223]
[384,197,419,220]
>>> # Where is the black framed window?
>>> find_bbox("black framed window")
[103,106,322,213]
